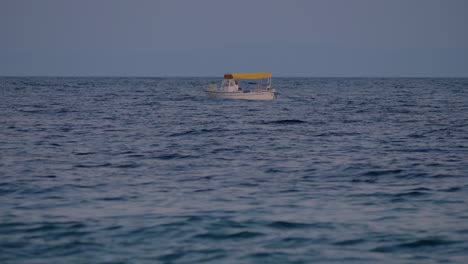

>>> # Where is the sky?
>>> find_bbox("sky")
[1,0,467,77]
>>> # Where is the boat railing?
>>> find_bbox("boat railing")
[206,79,274,93]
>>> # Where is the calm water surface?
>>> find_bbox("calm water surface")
[1,77,467,263]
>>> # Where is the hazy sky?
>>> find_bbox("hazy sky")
[1,0,467,77]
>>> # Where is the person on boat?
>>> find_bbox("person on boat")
[234,80,242,91]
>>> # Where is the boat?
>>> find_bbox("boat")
[204,73,277,100]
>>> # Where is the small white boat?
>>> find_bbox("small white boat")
[204,73,277,100]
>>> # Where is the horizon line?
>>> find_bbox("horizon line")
[1,75,467,78]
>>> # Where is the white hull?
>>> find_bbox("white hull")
[204,90,277,100]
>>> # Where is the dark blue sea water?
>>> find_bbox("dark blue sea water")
[1,77,467,263]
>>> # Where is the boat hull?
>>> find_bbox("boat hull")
[204,90,277,100]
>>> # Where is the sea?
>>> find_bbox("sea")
[1,77,467,264]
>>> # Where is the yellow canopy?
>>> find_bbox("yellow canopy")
[224,73,272,79]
